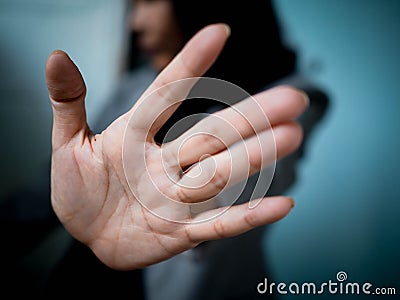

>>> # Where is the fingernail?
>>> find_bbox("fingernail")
[221,23,231,36]
[48,49,67,60]
[301,91,310,106]
[50,49,64,56]
[288,197,295,208]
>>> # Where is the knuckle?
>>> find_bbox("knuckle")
[209,168,228,191]
[176,186,193,203]
[213,219,227,239]
[198,132,224,154]
[248,151,262,175]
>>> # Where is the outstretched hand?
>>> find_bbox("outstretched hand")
[46,24,308,270]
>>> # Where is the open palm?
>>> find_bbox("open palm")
[46,24,308,270]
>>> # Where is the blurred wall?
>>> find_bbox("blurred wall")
[267,0,400,298]
[0,0,128,199]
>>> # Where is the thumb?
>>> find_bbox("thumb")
[46,50,88,149]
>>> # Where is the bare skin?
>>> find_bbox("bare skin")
[46,24,308,271]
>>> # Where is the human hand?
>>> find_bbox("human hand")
[46,24,308,270]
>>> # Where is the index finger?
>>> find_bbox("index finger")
[127,23,231,136]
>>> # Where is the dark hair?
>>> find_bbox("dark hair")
[172,0,297,94]
[129,0,298,142]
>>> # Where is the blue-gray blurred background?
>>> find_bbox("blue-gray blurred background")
[0,0,399,299]
[267,1,400,299]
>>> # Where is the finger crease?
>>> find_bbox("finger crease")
[213,220,227,239]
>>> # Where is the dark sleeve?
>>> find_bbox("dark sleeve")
[0,160,65,298]
[267,84,330,196]
[0,161,59,261]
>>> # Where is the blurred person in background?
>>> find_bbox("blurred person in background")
[1,0,328,299]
